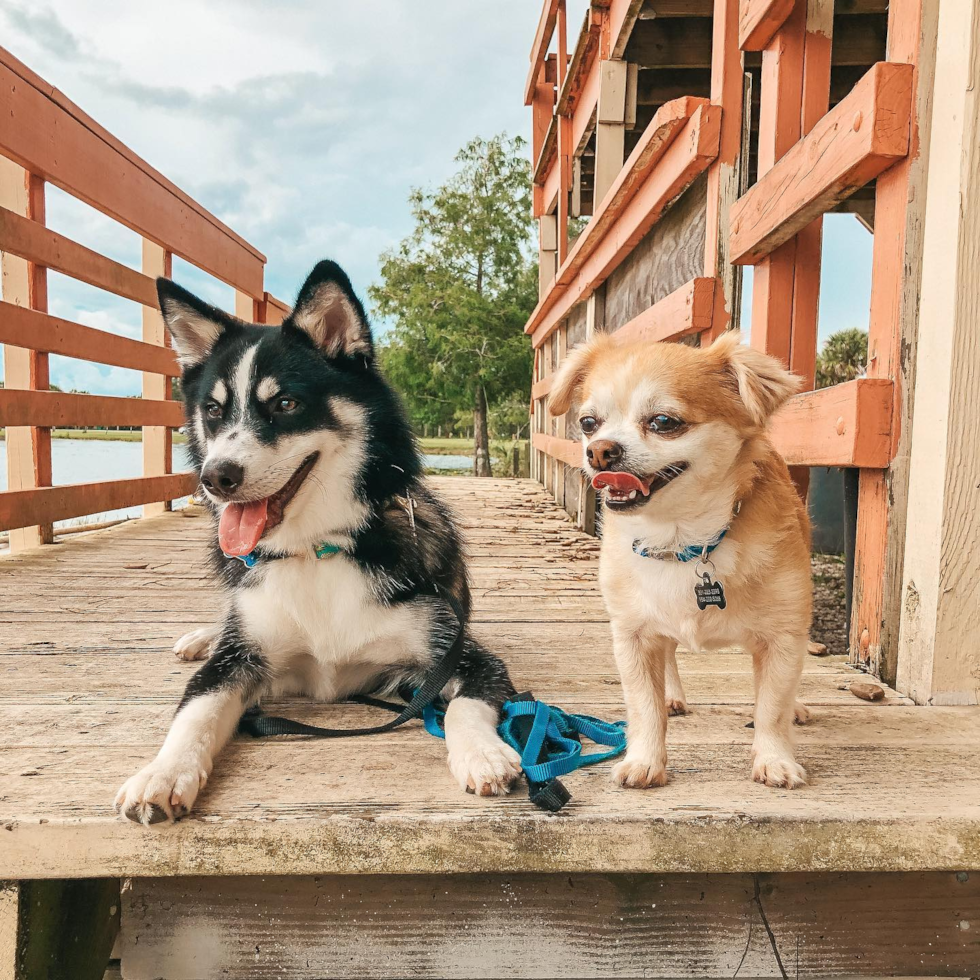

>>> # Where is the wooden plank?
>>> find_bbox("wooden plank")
[0,46,265,297]
[854,0,933,677]
[612,276,715,344]
[528,104,721,348]
[593,60,628,206]
[768,378,894,468]
[121,872,980,980]
[141,240,173,519]
[0,474,198,533]
[531,432,582,467]
[702,0,745,338]
[531,376,553,402]
[524,0,560,105]
[0,204,157,307]
[0,158,53,553]
[556,0,571,266]
[739,0,796,51]
[731,61,914,264]
[0,390,185,429]
[896,0,979,706]
[0,302,179,376]
[555,8,602,117]
[258,292,290,326]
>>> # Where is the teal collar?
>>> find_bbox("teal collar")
[632,527,728,563]
[313,542,342,559]
[225,541,344,567]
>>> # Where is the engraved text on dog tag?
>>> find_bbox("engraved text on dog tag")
[694,572,726,610]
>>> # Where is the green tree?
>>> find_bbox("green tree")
[371,134,536,476]
[815,328,868,389]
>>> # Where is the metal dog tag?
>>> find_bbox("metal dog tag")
[694,571,726,610]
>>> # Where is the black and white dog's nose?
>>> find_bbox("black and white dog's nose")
[201,460,244,497]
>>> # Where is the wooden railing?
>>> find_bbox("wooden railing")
[524,0,923,670]
[0,47,285,552]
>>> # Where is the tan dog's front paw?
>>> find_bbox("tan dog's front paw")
[613,758,668,789]
[173,627,215,661]
[793,701,811,725]
[666,697,689,716]
[448,737,522,797]
[114,755,208,825]
[752,756,807,789]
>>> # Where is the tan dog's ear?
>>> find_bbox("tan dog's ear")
[548,336,612,416]
[709,331,800,425]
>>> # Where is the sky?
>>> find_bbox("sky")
[0,0,873,397]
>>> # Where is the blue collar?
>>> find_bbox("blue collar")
[225,542,343,568]
[632,526,728,563]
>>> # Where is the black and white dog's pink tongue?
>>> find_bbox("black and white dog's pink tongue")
[592,472,650,496]
[219,499,269,556]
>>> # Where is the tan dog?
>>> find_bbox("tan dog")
[550,331,812,789]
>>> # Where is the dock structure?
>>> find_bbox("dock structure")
[1,1,979,975]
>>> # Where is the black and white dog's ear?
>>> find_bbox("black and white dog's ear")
[157,279,237,369]
[286,260,373,359]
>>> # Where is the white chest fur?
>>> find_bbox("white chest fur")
[236,555,430,699]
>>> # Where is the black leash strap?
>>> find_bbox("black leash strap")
[237,589,468,740]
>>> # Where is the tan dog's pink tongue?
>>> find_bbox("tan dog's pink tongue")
[219,499,269,556]
[592,472,650,495]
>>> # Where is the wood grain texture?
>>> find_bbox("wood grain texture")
[731,61,914,264]
[120,871,980,979]
[0,389,185,429]
[739,0,796,51]
[2,478,979,883]
[0,302,179,377]
[529,105,721,347]
[611,276,715,344]
[0,473,198,533]
[0,46,265,296]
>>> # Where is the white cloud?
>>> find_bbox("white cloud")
[0,0,540,393]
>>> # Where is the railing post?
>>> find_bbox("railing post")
[0,158,52,551]
[141,240,173,517]
[594,60,628,207]
[235,290,258,323]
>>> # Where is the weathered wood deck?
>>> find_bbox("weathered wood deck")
[2,477,980,881]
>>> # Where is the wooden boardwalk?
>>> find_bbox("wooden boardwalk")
[2,477,980,880]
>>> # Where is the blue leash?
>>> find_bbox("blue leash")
[421,692,627,812]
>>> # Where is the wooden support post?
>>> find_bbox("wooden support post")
[703,0,744,340]
[554,327,567,508]
[0,879,119,980]
[852,0,935,678]
[141,240,174,517]
[594,60,628,207]
[556,1,571,265]
[0,160,52,551]
[539,214,558,297]
[895,0,978,704]
[235,289,258,323]
[532,78,557,218]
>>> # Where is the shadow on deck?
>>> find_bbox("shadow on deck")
[2,477,979,883]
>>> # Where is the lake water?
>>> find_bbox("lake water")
[0,439,475,529]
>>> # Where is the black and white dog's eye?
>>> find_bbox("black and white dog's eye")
[206,401,223,420]
[579,416,599,435]
[274,397,299,414]
[649,414,682,433]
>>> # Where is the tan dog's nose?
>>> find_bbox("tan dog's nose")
[586,439,623,470]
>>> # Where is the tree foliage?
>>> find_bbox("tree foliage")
[371,134,536,473]
[815,328,868,389]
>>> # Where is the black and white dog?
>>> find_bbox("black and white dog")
[115,261,521,825]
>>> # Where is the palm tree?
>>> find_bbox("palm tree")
[815,328,868,389]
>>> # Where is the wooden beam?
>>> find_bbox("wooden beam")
[626,18,714,68]
[525,0,561,105]
[0,302,179,376]
[895,0,977,705]
[258,292,291,326]
[141,240,173,519]
[531,432,583,468]
[0,204,158,307]
[702,0,745,338]
[739,0,796,51]
[593,60,629,207]
[0,158,52,552]
[555,8,603,117]
[235,288,257,323]
[557,1,571,266]
[768,378,894,468]
[0,390,185,429]
[0,473,198,533]
[732,62,913,265]
[613,277,716,345]
[527,102,721,348]
[0,47,265,297]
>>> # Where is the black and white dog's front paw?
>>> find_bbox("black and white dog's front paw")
[114,754,209,825]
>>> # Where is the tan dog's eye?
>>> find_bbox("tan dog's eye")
[579,416,599,435]
[649,414,682,433]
